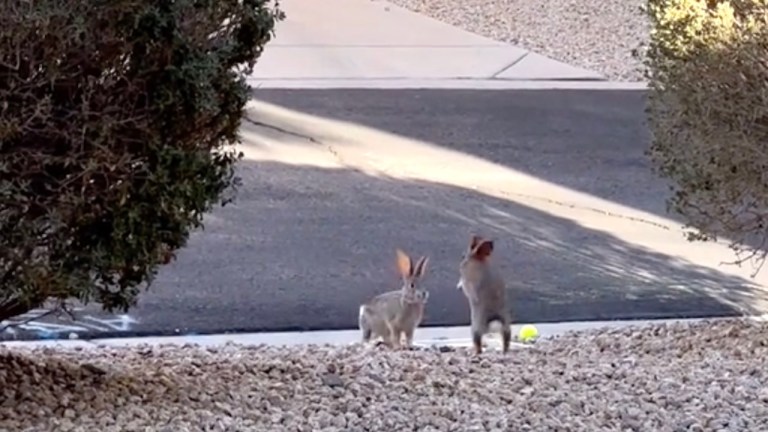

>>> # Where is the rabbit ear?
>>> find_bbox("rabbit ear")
[413,256,429,278]
[471,240,494,261]
[469,234,483,250]
[396,249,413,278]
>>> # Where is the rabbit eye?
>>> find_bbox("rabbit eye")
[409,282,415,289]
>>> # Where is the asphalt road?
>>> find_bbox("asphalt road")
[3,89,766,341]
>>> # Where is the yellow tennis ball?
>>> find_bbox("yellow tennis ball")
[518,324,539,342]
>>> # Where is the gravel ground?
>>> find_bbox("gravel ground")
[2,319,768,432]
[387,0,649,81]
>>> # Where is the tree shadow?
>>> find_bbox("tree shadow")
[251,88,673,219]
[127,158,765,335]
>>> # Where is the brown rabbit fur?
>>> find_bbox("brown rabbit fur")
[358,249,429,349]
[456,234,511,354]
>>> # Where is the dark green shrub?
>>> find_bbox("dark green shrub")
[0,0,283,321]
[645,0,768,272]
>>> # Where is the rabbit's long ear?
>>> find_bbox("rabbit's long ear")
[469,234,483,250]
[471,240,494,261]
[413,256,429,278]
[396,249,413,278]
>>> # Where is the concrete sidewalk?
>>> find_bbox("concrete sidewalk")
[249,0,606,88]
[0,317,722,350]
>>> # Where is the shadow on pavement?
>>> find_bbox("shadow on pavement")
[252,88,672,219]
[3,90,765,341]
[130,158,765,335]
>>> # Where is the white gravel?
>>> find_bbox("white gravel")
[2,319,768,431]
[387,0,649,81]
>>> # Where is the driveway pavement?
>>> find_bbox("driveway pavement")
[4,89,768,341]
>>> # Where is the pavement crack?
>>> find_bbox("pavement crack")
[489,52,529,79]
[242,115,346,165]
[493,189,673,231]
[242,114,670,230]
[242,116,320,143]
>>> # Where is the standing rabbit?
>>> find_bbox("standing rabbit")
[456,234,511,354]
[358,249,430,349]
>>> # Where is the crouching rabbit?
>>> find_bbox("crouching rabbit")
[359,249,430,349]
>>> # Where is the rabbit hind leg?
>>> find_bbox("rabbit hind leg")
[471,324,486,355]
[403,326,415,349]
[385,322,402,350]
[501,325,512,353]
[470,309,490,355]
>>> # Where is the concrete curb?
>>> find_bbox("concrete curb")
[4,316,759,351]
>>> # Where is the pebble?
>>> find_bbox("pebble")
[321,373,344,388]
[1,319,768,431]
